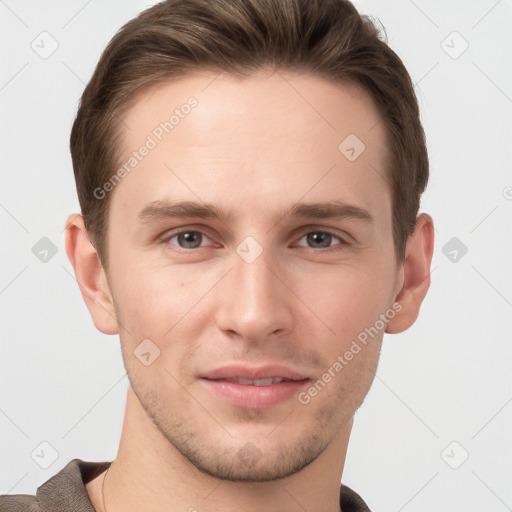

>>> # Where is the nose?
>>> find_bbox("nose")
[215,244,295,343]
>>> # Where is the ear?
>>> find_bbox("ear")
[386,213,434,334]
[64,213,119,335]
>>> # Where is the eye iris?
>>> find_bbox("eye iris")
[178,231,201,248]
[307,232,331,248]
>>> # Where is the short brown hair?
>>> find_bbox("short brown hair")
[70,0,428,270]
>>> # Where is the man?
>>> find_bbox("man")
[0,0,434,510]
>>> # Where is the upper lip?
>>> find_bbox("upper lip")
[201,364,309,381]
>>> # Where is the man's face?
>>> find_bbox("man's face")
[104,69,401,481]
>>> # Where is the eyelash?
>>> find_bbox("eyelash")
[160,227,349,252]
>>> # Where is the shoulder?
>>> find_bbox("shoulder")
[340,483,373,512]
[0,493,39,511]
[0,459,111,512]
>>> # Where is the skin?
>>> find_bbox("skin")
[66,69,434,512]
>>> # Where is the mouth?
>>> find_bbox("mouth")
[219,377,298,386]
[199,365,310,409]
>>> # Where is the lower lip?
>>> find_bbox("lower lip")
[200,378,309,409]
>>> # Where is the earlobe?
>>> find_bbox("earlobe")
[64,213,119,335]
[386,213,435,334]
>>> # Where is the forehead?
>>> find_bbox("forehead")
[112,69,391,226]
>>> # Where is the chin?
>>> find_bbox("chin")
[182,439,325,483]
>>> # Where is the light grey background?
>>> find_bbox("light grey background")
[1,1,511,510]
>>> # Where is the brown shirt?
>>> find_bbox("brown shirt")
[0,459,372,511]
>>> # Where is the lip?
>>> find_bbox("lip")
[200,364,310,409]
[201,364,308,381]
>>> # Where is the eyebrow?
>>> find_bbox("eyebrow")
[138,199,374,225]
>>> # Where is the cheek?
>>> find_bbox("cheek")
[108,242,396,365]
[292,260,393,343]
[110,258,218,351]
[108,258,174,336]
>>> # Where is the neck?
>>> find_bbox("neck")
[99,386,351,512]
